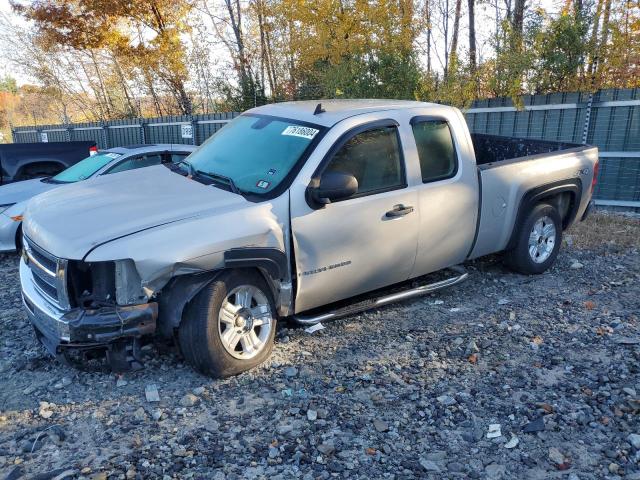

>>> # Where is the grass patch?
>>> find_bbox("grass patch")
[567,210,640,250]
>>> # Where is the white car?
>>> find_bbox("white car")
[0,144,195,252]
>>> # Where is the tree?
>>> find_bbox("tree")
[468,0,477,72]
[12,0,195,115]
[449,0,463,72]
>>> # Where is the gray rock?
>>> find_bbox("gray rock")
[317,443,335,456]
[424,451,447,462]
[284,366,298,378]
[307,409,317,421]
[627,433,640,449]
[193,386,205,395]
[522,417,545,433]
[447,461,465,473]
[485,463,506,480]
[180,393,200,407]
[419,459,441,472]
[373,419,389,432]
[466,339,480,354]
[548,447,565,465]
[277,424,293,435]
[436,394,457,406]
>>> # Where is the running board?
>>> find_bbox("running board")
[292,267,469,326]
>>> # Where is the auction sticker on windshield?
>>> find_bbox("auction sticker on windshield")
[281,125,319,140]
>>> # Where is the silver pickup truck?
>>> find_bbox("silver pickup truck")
[19,100,598,377]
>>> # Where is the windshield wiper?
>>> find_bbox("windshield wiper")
[195,169,242,194]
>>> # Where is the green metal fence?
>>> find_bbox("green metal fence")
[465,88,640,209]
[11,112,239,149]
[11,88,640,208]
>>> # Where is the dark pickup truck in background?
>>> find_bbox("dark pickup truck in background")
[0,141,97,185]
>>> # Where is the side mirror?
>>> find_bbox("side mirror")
[308,171,358,207]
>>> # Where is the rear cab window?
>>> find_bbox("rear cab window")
[410,119,458,183]
[106,154,163,174]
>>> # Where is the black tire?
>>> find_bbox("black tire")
[504,203,562,274]
[178,269,277,378]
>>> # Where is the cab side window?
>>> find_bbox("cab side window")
[106,154,163,174]
[324,126,404,197]
[411,120,457,183]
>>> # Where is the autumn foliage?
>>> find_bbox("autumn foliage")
[0,0,637,129]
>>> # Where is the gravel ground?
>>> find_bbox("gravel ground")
[0,212,639,480]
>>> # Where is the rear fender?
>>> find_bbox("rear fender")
[506,179,582,250]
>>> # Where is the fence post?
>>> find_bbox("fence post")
[140,121,146,144]
[65,126,71,142]
[582,92,594,145]
[10,125,15,143]
[102,123,109,149]
[191,116,197,146]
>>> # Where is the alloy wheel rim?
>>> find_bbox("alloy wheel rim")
[527,215,556,264]
[218,285,273,360]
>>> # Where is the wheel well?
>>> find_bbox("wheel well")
[157,266,280,338]
[507,180,582,250]
[537,191,575,229]
[16,161,65,180]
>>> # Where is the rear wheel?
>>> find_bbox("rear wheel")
[178,270,277,378]
[504,203,562,274]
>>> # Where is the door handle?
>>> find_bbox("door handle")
[385,204,414,218]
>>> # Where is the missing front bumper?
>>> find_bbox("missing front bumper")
[24,296,157,355]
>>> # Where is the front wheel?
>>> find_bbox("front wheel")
[179,270,277,378]
[504,203,562,274]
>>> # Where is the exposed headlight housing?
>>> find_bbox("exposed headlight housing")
[67,259,148,308]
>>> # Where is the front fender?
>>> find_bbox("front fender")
[85,200,289,295]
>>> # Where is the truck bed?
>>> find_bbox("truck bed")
[468,134,598,259]
[471,134,582,167]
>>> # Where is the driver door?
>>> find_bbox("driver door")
[291,121,419,313]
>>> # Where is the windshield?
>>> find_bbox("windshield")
[52,153,121,183]
[185,114,323,195]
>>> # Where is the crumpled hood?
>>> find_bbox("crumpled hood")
[0,178,57,207]
[23,165,250,259]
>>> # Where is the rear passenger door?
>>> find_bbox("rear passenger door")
[291,121,419,312]
[409,117,477,277]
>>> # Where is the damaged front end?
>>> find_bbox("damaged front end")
[20,237,157,371]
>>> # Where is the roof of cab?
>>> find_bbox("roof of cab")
[105,144,196,154]
[245,99,438,127]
